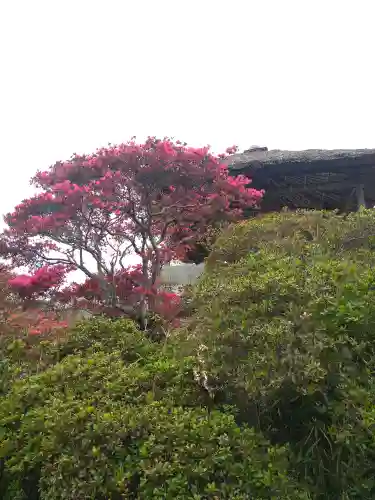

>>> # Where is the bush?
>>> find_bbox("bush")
[0,317,304,499]
[0,317,146,395]
[186,209,375,498]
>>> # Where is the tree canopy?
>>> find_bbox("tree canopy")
[0,138,263,327]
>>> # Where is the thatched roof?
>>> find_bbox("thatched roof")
[227,147,375,212]
[229,147,375,173]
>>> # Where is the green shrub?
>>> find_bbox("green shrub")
[206,209,375,271]
[186,209,375,498]
[0,317,145,395]
[0,317,304,499]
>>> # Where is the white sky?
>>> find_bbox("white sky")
[1,0,374,221]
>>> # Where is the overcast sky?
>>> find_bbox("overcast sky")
[1,0,374,220]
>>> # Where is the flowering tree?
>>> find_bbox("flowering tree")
[8,264,70,300]
[0,263,68,337]
[1,137,263,328]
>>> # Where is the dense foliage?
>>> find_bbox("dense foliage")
[0,318,303,499]
[0,138,263,327]
[188,209,375,498]
[3,209,375,498]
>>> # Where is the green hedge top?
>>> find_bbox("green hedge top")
[187,209,375,498]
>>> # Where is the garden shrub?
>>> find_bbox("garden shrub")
[0,317,304,499]
[186,209,375,498]
[206,208,375,270]
[0,317,145,395]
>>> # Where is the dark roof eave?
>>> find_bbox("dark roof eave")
[228,148,375,176]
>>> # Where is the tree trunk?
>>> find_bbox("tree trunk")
[139,256,150,330]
